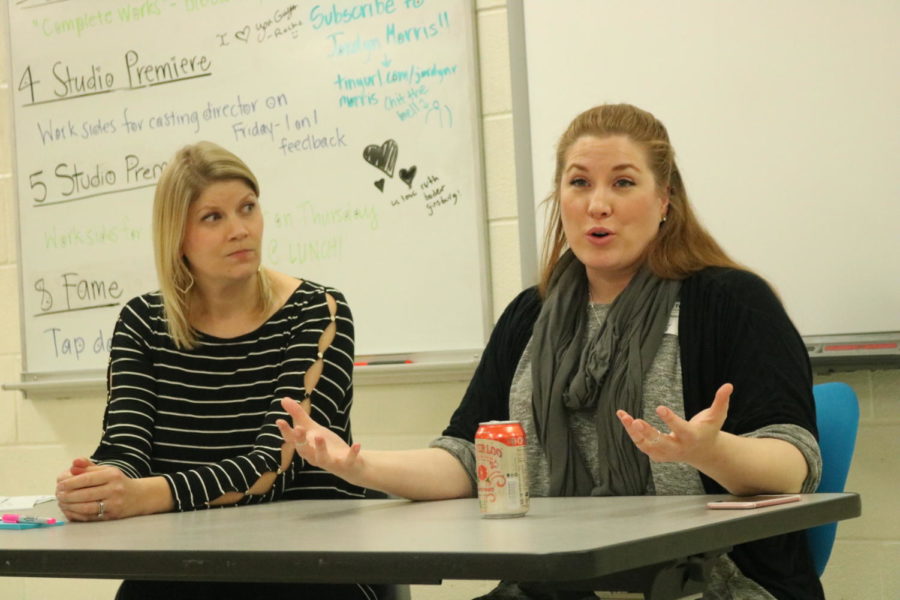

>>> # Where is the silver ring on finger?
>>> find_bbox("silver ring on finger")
[97,500,105,519]
[647,432,662,444]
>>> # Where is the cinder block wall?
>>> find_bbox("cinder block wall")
[1,2,895,599]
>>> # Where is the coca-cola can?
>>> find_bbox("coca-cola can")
[475,420,529,518]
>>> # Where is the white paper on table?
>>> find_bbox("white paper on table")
[0,495,57,510]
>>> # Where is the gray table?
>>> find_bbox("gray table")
[0,494,860,599]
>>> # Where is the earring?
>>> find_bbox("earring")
[176,270,194,295]
[660,215,668,224]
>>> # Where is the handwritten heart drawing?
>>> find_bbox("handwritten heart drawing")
[374,178,385,192]
[235,26,250,42]
[363,139,398,177]
[399,165,417,188]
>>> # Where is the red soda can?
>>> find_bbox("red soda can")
[475,420,529,518]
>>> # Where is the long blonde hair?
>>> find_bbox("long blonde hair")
[152,141,273,349]
[539,104,742,296]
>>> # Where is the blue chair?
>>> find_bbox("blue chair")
[807,382,859,576]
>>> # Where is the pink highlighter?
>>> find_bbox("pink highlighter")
[2,513,58,525]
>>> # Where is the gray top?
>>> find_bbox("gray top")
[432,302,822,599]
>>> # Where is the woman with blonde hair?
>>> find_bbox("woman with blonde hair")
[56,141,388,599]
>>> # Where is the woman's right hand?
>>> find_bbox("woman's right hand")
[278,397,474,500]
[276,397,365,484]
[56,456,93,484]
[56,458,137,521]
[56,458,174,521]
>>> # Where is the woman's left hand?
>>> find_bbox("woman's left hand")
[56,458,157,521]
[616,383,732,465]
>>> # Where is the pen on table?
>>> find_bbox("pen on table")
[353,360,413,366]
[2,513,57,525]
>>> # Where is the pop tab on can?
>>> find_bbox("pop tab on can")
[475,420,529,518]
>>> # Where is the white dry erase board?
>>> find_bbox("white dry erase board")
[6,0,490,382]
[508,1,900,342]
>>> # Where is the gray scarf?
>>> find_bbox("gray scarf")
[531,250,681,496]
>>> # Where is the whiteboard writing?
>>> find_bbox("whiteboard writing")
[9,0,489,376]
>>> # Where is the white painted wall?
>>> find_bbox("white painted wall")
[1,1,896,598]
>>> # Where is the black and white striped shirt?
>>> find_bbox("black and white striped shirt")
[92,279,365,511]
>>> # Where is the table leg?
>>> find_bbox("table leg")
[523,548,729,600]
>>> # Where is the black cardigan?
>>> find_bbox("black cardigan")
[442,267,823,599]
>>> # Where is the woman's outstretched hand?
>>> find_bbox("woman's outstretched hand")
[276,397,365,484]
[278,397,476,500]
[616,383,732,466]
[616,382,809,495]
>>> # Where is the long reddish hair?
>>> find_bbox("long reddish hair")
[539,104,743,297]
